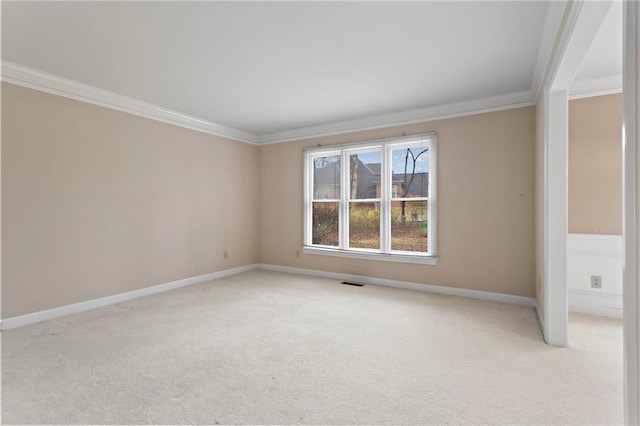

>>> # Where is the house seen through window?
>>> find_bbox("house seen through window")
[304,134,437,263]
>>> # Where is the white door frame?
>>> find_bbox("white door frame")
[622,1,640,423]
[543,87,569,346]
[542,0,613,346]
[544,0,639,421]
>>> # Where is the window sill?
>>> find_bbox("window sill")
[303,246,438,265]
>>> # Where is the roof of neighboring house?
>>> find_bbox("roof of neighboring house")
[313,159,340,185]
[365,163,381,175]
[373,173,428,197]
[314,158,428,197]
[394,172,428,197]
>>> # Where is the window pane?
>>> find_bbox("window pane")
[349,151,381,199]
[391,200,428,252]
[313,155,340,200]
[312,202,339,246]
[391,145,429,198]
[349,202,380,249]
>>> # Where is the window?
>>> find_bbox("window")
[304,133,437,264]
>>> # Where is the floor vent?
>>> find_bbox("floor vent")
[341,281,364,287]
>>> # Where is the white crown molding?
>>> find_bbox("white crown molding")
[0,264,259,330]
[257,90,535,145]
[1,61,259,145]
[532,1,569,100]
[569,74,622,99]
[2,61,539,147]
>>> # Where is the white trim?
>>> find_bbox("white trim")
[567,233,623,315]
[532,1,569,99]
[541,0,614,347]
[569,74,623,100]
[0,264,258,331]
[0,6,3,326]
[567,233,623,258]
[569,289,623,319]
[304,135,436,260]
[257,90,535,145]
[544,88,570,347]
[547,2,614,91]
[302,246,437,265]
[257,264,536,307]
[622,0,640,423]
[535,303,545,336]
[570,288,624,299]
[568,249,623,258]
[429,134,438,257]
[1,62,540,148]
[340,148,350,249]
[569,232,625,241]
[1,61,259,145]
[570,304,622,319]
[381,144,391,252]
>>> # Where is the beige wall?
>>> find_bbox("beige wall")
[568,93,622,235]
[1,81,618,319]
[1,83,258,318]
[258,107,536,298]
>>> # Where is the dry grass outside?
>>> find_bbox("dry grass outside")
[312,202,339,246]
[312,202,428,252]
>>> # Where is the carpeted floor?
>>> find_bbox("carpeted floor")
[1,269,623,425]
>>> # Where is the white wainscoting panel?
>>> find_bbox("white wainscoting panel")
[567,233,623,318]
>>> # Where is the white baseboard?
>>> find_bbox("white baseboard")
[257,263,536,307]
[569,289,623,319]
[1,263,539,331]
[0,264,259,330]
[535,304,545,337]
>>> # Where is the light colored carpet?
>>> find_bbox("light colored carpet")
[1,269,622,425]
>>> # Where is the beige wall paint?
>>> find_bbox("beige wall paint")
[1,81,618,320]
[258,107,536,298]
[535,93,545,314]
[568,93,622,235]
[2,83,258,318]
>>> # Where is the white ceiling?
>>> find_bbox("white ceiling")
[1,1,619,143]
[571,0,622,96]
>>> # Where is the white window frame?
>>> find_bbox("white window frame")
[303,133,437,265]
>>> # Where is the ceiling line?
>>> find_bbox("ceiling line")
[1,61,259,145]
[532,1,570,100]
[257,91,536,145]
[569,74,622,99]
[3,60,540,146]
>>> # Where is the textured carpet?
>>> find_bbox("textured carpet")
[1,269,623,424]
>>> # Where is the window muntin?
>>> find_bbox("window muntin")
[304,134,437,261]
